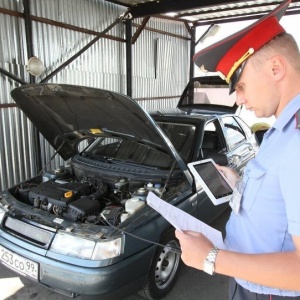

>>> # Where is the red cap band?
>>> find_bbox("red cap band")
[216,17,285,81]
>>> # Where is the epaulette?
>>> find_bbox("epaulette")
[296,109,300,129]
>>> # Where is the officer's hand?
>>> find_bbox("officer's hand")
[175,230,214,270]
[216,165,240,187]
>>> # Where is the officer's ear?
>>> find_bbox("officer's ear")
[270,55,286,81]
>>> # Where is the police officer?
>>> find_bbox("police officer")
[175,0,300,299]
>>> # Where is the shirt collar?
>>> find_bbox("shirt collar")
[271,94,300,132]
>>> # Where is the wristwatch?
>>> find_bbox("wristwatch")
[203,246,219,275]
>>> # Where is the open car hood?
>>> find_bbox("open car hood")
[11,84,180,161]
[177,76,238,114]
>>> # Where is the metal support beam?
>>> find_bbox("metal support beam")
[125,19,132,97]
[23,0,42,174]
[23,0,35,84]
[183,20,195,41]
[40,10,131,83]
[189,26,195,80]
[132,17,150,44]
[0,68,27,85]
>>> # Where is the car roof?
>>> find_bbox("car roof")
[150,108,215,122]
[149,107,238,124]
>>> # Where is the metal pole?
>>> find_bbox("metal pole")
[0,68,27,85]
[125,19,132,97]
[23,0,35,84]
[23,0,44,175]
[189,26,195,80]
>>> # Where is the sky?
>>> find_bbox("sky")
[194,14,300,126]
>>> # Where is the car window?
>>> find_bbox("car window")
[179,78,236,107]
[235,116,252,138]
[157,122,196,163]
[222,116,246,149]
[202,120,225,153]
[204,122,216,131]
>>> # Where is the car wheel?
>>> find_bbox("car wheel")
[139,229,181,300]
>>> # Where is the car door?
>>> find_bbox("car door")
[201,119,228,164]
[220,115,256,175]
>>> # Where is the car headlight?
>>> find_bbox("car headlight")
[50,231,124,260]
[92,237,123,260]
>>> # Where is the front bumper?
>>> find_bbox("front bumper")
[0,231,155,300]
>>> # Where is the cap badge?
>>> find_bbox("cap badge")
[226,48,255,83]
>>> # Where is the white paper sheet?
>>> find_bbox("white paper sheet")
[146,192,225,249]
[0,277,24,299]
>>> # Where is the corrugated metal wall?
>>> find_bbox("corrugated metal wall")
[0,0,190,190]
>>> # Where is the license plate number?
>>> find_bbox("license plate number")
[0,245,38,280]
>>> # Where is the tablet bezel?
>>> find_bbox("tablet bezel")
[187,158,233,205]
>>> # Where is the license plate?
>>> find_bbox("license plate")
[0,245,39,280]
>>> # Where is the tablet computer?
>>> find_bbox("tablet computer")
[187,158,233,205]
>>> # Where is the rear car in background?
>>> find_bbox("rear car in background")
[152,76,257,176]
[0,77,258,299]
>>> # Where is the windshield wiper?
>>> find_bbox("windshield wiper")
[80,152,112,163]
[107,158,159,170]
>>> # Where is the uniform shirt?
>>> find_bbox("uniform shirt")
[225,95,300,296]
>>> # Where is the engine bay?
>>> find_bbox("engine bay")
[12,166,164,226]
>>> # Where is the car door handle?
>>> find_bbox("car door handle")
[240,144,253,157]
[245,143,253,151]
[240,149,250,157]
[231,154,241,166]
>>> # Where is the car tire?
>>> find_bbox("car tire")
[139,228,181,300]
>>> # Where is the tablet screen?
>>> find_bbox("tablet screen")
[193,161,232,199]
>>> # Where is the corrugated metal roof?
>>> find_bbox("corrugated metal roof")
[106,0,300,25]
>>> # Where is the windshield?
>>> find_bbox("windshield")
[81,121,196,168]
[157,122,196,163]
[82,137,173,169]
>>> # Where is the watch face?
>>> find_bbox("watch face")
[203,260,214,275]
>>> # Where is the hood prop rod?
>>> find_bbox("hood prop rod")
[159,160,177,198]
[39,141,66,174]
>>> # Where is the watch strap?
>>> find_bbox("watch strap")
[203,246,219,275]
[206,246,219,263]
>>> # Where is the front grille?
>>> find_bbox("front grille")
[4,217,54,248]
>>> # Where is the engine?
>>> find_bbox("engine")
[14,168,163,226]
